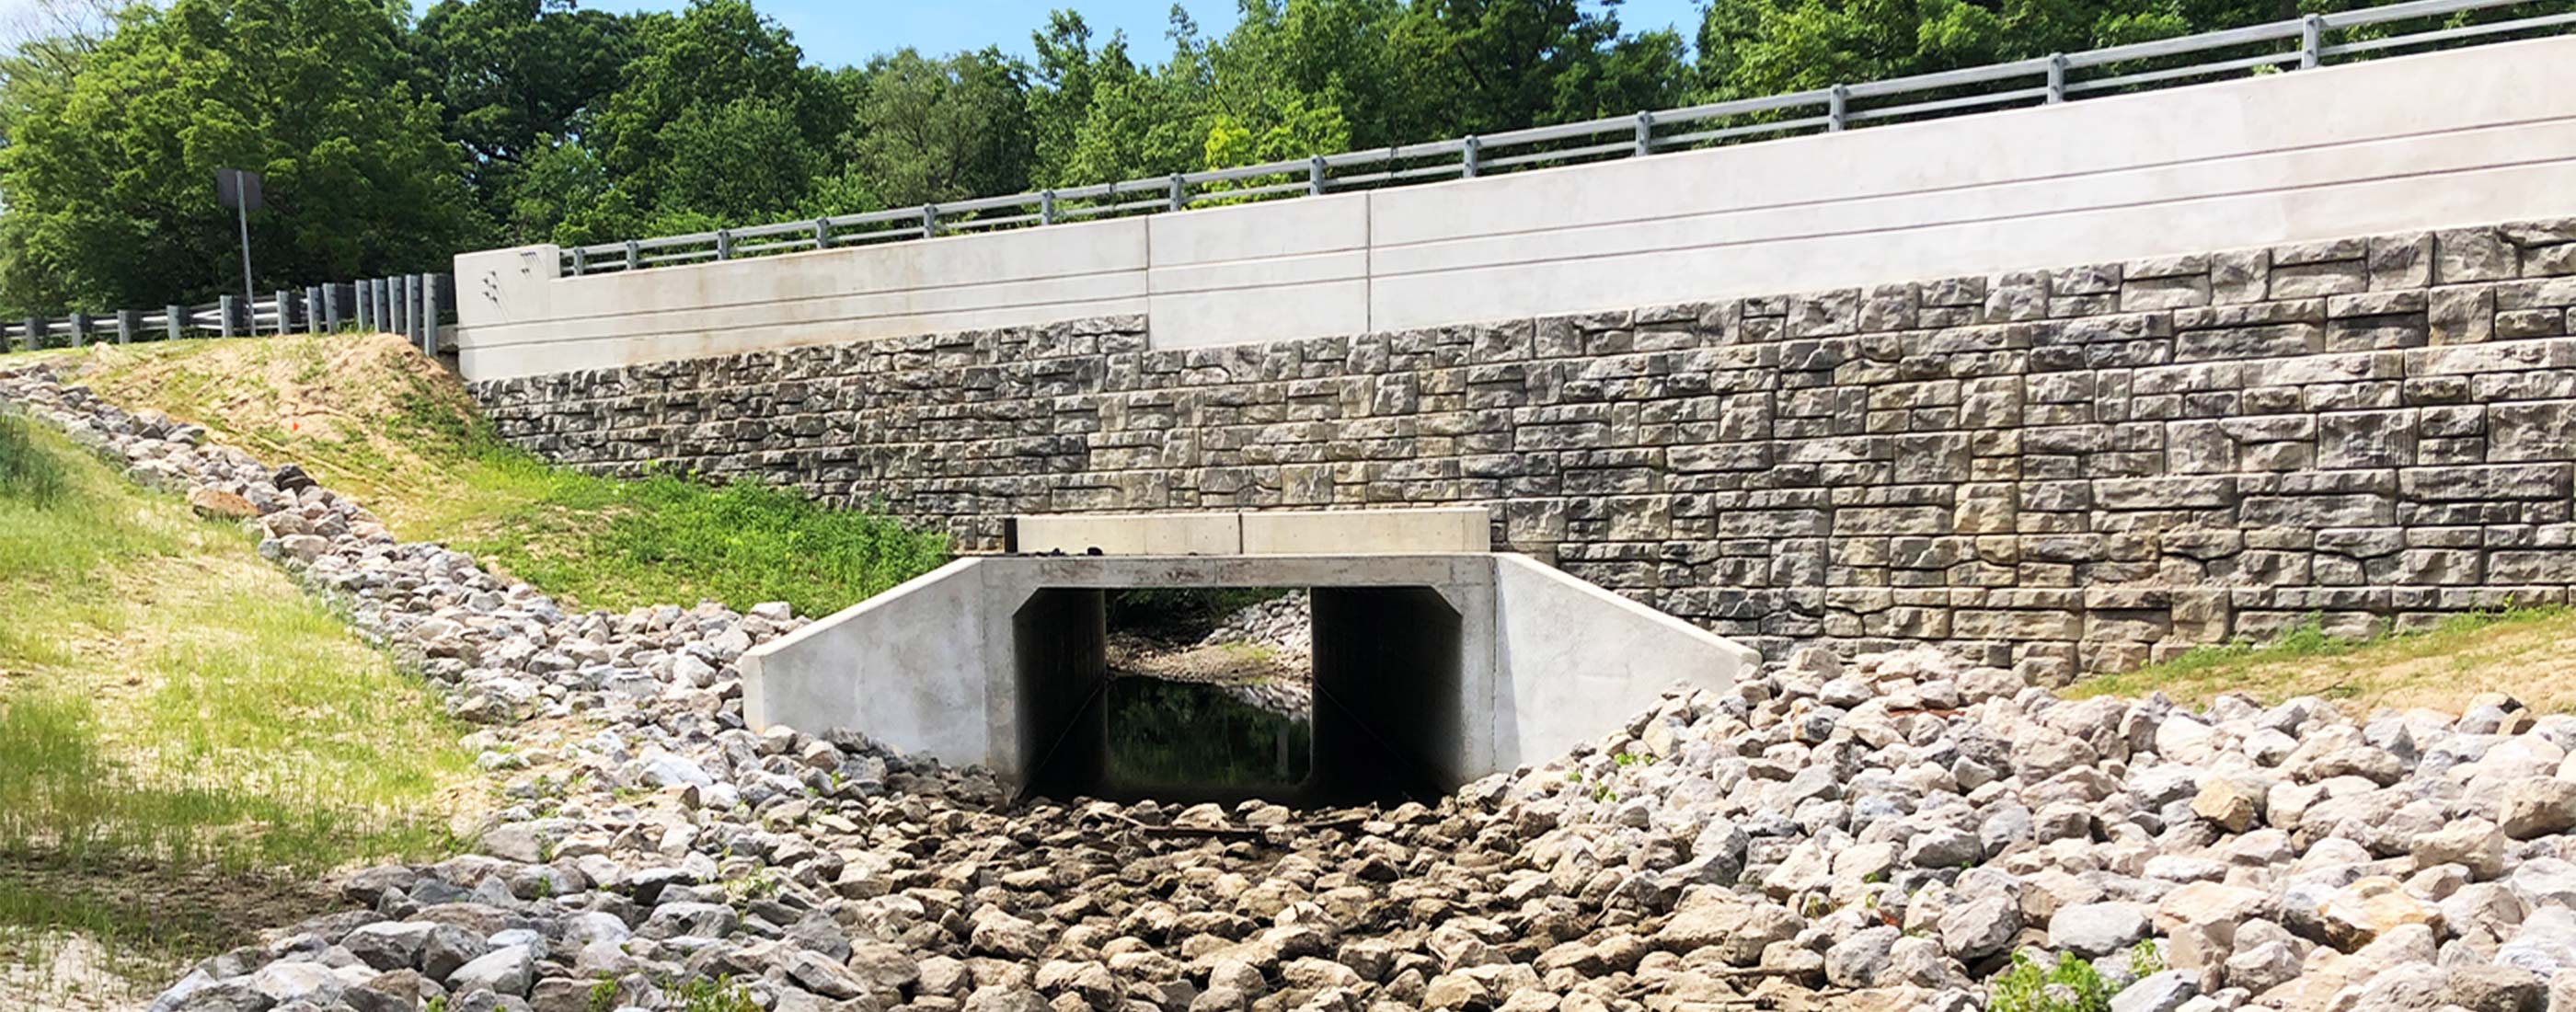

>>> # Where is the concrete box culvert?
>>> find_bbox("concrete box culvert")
[741,553,1762,801]
[1009,585,1463,805]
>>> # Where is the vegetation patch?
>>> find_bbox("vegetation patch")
[0,415,474,1001]
[66,333,949,616]
[2072,604,2576,712]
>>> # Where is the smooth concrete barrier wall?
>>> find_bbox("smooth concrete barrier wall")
[454,36,2576,382]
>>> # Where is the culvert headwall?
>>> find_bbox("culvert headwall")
[741,550,1760,798]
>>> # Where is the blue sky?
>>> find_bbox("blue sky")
[521,0,1709,67]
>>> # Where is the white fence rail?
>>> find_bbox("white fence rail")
[557,0,2574,278]
[2,274,454,356]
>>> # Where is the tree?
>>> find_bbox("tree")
[586,0,847,229]
[0,0,475,314]
[1028,10,1127,183]
[1688,0,2369,100]
[847,47,1035,207]
[0,0,120,125]
[412,0,634,240]
[1393,0,1686,133]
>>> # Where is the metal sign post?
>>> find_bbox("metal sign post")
[216,168,263,305]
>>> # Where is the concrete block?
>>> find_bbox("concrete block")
[1012,512,1239,555]
[1239,508,1489,555]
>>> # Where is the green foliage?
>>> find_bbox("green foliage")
[849,47,1035,207]
[0,0,477,316]
[0,416,470,982]
[411,0,636,244]
[2075,603,2575,705]
[0,414,68,504]
[586,976,619,1012]
[2128,939,2166,980]
[673,976,760,1012]
[1989,950,2116,1012]
[78,333,950,617]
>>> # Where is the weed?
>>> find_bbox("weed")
[2127,939,2166,980]
[587,976,619,1012]
[1988,950,2116,1012]
[673,976,759,1012]
[0,414,67,504]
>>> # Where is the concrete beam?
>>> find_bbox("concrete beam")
[1010,507,1490,556]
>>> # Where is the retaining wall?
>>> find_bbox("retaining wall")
[454,36,2576,383]
[475,215,2576,683]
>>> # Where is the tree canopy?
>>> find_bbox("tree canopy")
[0,0,2499,316]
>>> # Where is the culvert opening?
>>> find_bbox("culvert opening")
[1012,585,1460,807]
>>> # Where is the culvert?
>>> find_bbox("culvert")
[742,510,1761,801]
[1008,584,1463,806]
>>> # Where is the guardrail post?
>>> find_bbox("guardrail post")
[1041,190,1056,225]
[1308,156,1327,196]
[304,288,320,333]
[20,318,39,351]
[569,247,587,276]
[922,204,937,237]
[117,309,137,344]
[356,280,373,331]
[377,278,394,332]
[1168,173,1187,212]
[1634,110,1654,156]
[272,291,290,335]
[714,231,733,260]
[1462,135,1480,178]
[218,296,236,339]
[1828,85,1849,132]
[2046,54,2068,103]
[2300,14,2324,68]
[424,274,443,359]
[624,241,640,271]
[322,286,340,330]
[397,275,416,345]
[68,312,89,348]
[812,218,832,249]
[164,306,183,341]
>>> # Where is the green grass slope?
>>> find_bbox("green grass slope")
[0,412,477,997]
[60,332,949,616]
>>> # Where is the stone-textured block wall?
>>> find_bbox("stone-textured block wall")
[472,217,2576,684]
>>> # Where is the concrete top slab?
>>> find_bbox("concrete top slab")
[1009,508,1491,557]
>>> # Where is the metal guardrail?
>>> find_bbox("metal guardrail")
[0,274,455,357]
[558,0,2576,278]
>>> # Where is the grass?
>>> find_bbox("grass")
[2072,604,2576,712]
[0,414,476,997]
[60,332,949,616]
